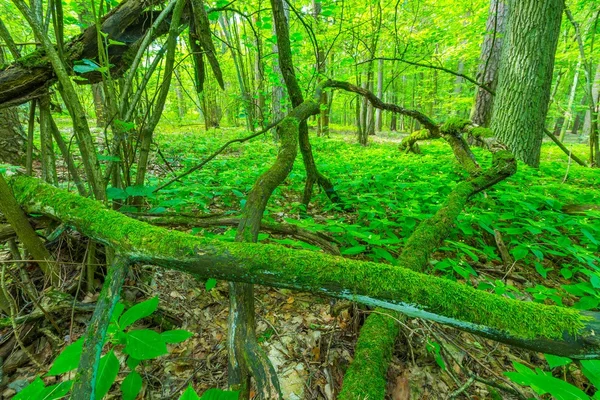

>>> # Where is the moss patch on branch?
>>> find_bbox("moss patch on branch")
[338,311,400,400]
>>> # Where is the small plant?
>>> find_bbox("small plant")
[504,355,600,400]
[15,297,194,399]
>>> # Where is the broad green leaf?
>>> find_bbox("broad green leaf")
[162,330,193,343]
[205,279,217,291]
[544,354,572,369]
[124,329,168,360]
[119,297,159,330]
[125,185,155,198]
[581,360,600,388]
[341,245,366,255]
[121,371,143,400]
[106,187,128,200]
[574,296,600,310]
[14,377,45,400]
[96,351,120,399]
[511,246,528,261]
[179,385,201,400]
[126,356,141,370]
[200,388,240,399]
[46,338,84,376]
[40,380,73,399]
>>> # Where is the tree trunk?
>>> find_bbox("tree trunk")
[375,59,383,132]
[490,0,564,167]
[559,56,582,141]
[583,63,600,136]
[0,107,26,165]
[471,0,507,127]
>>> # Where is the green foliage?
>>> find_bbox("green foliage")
[15,298,193,399]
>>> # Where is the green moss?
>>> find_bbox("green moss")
[471,126,494,138]
[6,174,593,347]
[16,51,47,69]
[338,310,399,400]
[441,117,471,134]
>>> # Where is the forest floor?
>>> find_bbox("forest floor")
[1,124,599,399]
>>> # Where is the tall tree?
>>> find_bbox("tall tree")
[490,0,564,167]
[471,0,507,127]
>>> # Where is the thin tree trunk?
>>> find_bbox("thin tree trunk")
[471,0,507,127]
[559,56,582,141]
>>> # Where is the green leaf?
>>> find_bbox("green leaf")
[162,330,193,344]
[124,329,168,360]
[14,377,45,400]
[73,58,100,74]
[574,296,600,310]
[46,338,84,376]
[205,278,217,291]
[544,354,572,369]
[179,385,201,400]
[511,246,528,261]
[581,360,600,388]
[108,39,126,46]
[200,388,240,400]
[126,356,141,370]
[581,229,599,245]
[96,350,120,399]
[119,297,159,330]
[121,371,143,400]
[125,185,155,198]
[106,187,129,200]
[341,245,366,255]
[40,380,73,399]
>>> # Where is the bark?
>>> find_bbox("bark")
[490,0,564,167]
[6,172,600,358]
[0,107,26,165]
[583,63,600,136]
[559,56,582,141]
[91,84,106,127]
[471,0,507,127]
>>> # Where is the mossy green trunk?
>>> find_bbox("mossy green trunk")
[490,0,564,167]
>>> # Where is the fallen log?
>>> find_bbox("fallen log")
[5,174,600,358]
[0,0,172,108]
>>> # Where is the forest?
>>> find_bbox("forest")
[0,0,599,398]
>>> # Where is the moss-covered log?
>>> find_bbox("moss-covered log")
[0,0,174,108]
[338,311,399,400]
[5,174,600,358]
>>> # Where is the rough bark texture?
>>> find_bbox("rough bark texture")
[471,0,507,127]
[6,173,600,359]
[0,107,26,165]
[490,0,564,167]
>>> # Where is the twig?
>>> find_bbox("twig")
[153,118,283,192]
[562,146,573,183]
